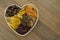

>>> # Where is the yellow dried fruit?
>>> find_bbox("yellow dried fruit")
[17,9,25,19]
[9,15,21,29]
[6,17,11,22]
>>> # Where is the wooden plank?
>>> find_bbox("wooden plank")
[0,0,60,40]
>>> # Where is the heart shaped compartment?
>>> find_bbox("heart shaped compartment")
[5,4,39,36]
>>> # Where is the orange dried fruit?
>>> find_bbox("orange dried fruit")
[25,5,37,18]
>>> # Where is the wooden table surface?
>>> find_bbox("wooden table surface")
[0,0,60,40]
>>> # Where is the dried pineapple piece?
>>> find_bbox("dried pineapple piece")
[6,17,11,22]
[17,9,25,19]
[9,15,21,29]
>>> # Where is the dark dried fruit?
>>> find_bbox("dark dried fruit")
[23,13,32,22]
[6,5,20,17]
[16,24,31,35]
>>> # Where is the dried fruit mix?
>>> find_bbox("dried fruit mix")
[6,4,37,35]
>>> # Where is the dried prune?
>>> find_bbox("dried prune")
[6,5,21,17]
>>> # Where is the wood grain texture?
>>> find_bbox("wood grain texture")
[0,0,60,40]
